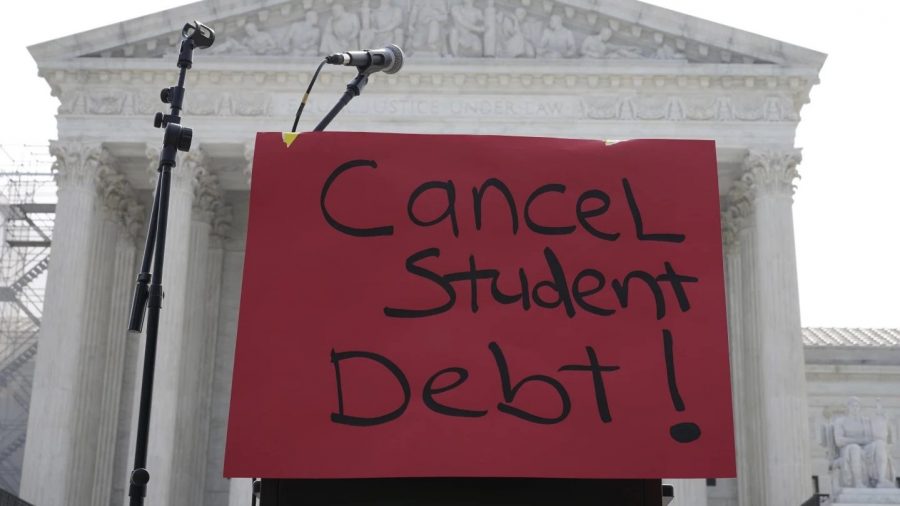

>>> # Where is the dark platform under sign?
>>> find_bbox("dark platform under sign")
[260,478,666,505]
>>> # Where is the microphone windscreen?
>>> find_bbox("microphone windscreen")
[384,44,404,74]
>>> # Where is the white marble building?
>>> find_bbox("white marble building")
[16,0,900,505]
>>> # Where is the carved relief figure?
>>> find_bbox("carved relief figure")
[580,28,610,59]
[285,11,322,55]
[449,0,486,56]
[654,43,687,60]
[408,0,449,55]
[828,398,897,489]
[495,9,533,57]
[361,0,404,48]
[538,15,575,58]
[243,23,277,54]
[88,93,127,114]
[320,4,361,54]
[209,22,276,55]
[580,28,643,59]
[517,8,543,55]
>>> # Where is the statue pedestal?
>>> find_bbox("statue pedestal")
[833,487,900,505]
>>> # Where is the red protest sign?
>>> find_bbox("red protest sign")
[224,132,735,479]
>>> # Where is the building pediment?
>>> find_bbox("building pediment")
[29,0,825,69]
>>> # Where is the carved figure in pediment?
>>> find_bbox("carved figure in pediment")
[654,43,687,60]
[285,11,322,55]
[538,15,575,58]
[580,29,610,58]
[320,4,361,54]
[449,0,486,56]
[496,9,533,58]
[361,0,404,48]
[243,23,277,54]
[516,8,544,56]
[209,22,276,55]
[408,0,449,55]
[580,28,643,59]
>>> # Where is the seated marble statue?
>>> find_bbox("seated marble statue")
[830,397,897,489]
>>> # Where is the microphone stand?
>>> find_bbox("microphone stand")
[125,22,212,506]
[314,72,369,131]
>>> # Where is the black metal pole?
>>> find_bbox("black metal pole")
[314,73,368,132]
[125,20,214,506]
[128,162,172,506]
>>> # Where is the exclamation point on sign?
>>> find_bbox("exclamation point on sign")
[663,329,702,443]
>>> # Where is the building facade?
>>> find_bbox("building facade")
[16,0,898,505]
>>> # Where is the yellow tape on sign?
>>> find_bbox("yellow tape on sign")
[282,132,301,148]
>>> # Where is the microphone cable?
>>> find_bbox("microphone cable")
[291,59,327,132]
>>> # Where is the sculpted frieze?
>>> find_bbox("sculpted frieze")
[60,84,798,123]
[360,0,404,48]
[86,91,129,115]
[132,90,162,115]
[320,3,361,54]
[581,94,796,122]
[94,0,758,64]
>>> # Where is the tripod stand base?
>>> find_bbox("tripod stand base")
[260,478,664,505]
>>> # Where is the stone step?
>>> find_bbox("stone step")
[833,487,900,505]
[834,504,900,506]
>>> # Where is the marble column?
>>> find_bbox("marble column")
[228,478,253,506]
[89,169,143,505]
[20,141,117,506]
[203,203,232,506]
[109,203,146,506]
[726,149,812,505]
[721,208,757,505]
[667,479,708,506]
[172,168,228,505]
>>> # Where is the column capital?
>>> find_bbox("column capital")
[720,211,740,254]
[175,149,205,190]
[143,144,205,189]
[145,143,160,184]
[212,202,233,243]
[191,160,232,240]
[97,161,145,240]
[193,168,222,224]
[723,176,754,232]
[724,147,801,234]
[244,141,254,186]
[49,140,106,187]
[741,148,802,199]
[124,202,147,241]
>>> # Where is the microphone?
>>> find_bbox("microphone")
[325,44,404,75]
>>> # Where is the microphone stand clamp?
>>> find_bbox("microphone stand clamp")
[314,68,374,132]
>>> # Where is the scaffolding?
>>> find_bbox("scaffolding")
[0,144,55,495]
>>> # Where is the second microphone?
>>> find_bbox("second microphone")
[325,44,404,75]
